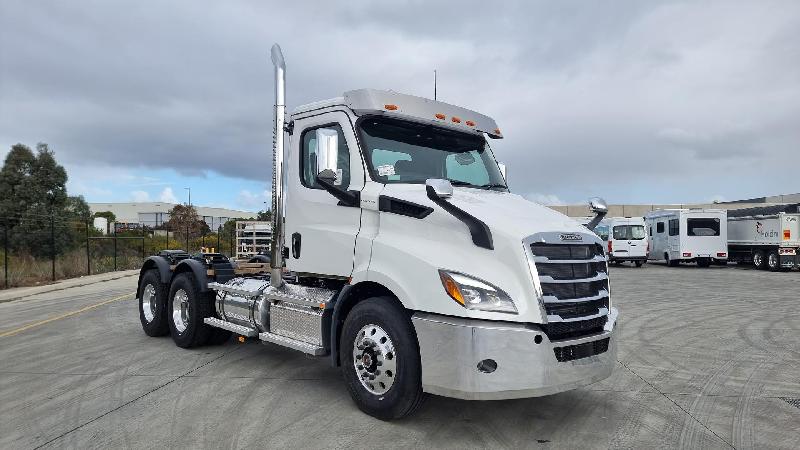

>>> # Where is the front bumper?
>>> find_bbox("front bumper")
[411,308,619,400]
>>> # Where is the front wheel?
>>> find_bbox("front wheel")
[340,297,425,420]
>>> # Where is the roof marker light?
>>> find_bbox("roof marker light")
[435,113,446,120]
[451,116,462,123]
[384,104,398,110]
[493,128,502,135]
[465,120,476,127]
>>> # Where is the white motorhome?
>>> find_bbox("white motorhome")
[645,209,728,267]
[134,44,619,419]
[728,204,800,271]
[605,217,648,267]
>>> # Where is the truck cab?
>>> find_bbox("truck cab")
[135,44,620,419]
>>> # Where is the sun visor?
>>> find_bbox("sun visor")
[344,89,503,139]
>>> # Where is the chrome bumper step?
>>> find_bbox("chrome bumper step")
[259,331,325,356]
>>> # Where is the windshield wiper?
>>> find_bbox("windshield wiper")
[478,183,508,190]
[446,179,473,186]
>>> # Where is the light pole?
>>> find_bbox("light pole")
[184,187,191,207]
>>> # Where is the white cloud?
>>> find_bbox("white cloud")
[131,190,150,202]
[159,187,178,203]
[525,193,566,206]
[237,189,269,209]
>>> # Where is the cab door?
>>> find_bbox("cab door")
[284,111,364,277]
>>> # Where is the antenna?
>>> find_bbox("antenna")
[434,69,437,100]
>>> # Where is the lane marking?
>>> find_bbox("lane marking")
[0,292,134,338]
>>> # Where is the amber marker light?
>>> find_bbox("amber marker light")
[493,128,502,134]
[435,113,446,120]
[451,116,462,123]
[465,120,476,127]
[384,104,398,110]
[439,271,465,306]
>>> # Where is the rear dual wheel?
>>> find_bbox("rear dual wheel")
[138,269,169,336]
[753,250,767,270]
[767,250,781,271]
[167,272,231,348]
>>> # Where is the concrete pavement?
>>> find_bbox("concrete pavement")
[0,265,798,449]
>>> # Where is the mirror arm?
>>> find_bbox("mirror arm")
[316,176,360,207]
[585,211,607,231]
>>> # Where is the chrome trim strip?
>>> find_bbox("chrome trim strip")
[204,317,258,337]
[531,255,607,264]
[547,307,608,323]
[542,290,609,304]
[258,331,326,356]
[538,273,608,284]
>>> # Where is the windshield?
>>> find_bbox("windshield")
[358,117,507,189]
[613,225,646,240]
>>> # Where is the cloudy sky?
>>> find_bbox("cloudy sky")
[1,0,798,211]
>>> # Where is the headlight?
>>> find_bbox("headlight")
[438,270,517,314]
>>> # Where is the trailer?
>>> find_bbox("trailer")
[645,209,728,267]
[727,203,800,271]
[134,44,619,419]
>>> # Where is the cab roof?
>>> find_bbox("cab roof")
[293,89,502,139]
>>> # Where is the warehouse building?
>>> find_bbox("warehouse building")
[88,202,255,229]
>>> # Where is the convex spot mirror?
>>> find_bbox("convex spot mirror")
[588,197,608,214]
[425,179,453,199]
[315,128,341,185]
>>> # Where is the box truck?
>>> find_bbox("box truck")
[645,209,728,267]
[605,217,647,267]
[134,44,620,419]
[728,204,800,271]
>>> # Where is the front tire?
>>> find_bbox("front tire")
[167,272,216,348]
[138,269,169,336]
[340,297,425,420]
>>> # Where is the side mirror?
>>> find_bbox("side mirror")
[315,128,340,185]
[425,179,453,199]
[498,163,507,181]
[588,197,608,214]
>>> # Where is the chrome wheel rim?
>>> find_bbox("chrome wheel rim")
[172,289,190,333]
[352,324,397,395]
[142,284,156,323]
[768,253,778,268]
[753,253,763,267]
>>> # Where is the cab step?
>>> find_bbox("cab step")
[204,317,258,337]
[259,331,326,356]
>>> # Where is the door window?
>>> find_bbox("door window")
[656,222,665,234]
[300,124,351,189]
[668,219,679,236]
[613,225,646,240]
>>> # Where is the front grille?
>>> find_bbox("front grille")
[536,261,607,280]
[541,316,607,340]
[530,243,604,260]
[554,338,610,362]
[529,237,611,341]
[541,279,608,300]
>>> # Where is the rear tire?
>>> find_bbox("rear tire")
[634,261,643,268]
[167,272,215,348]
[340,297,425,420]
[753,250,767,270]
[767,250,780,271]
[666,253,679,267]
[138,269,169,337]
[697,258,711,268]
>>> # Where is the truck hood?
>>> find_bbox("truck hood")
[380,184,591,242]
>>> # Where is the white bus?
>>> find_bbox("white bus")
[645,209,728,267]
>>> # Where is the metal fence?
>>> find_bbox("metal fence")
[0,216,239,289]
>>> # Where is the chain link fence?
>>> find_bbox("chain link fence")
[0,215,239,289]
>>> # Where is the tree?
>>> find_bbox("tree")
[0,143,87,257]
[256,209,272,221]
[164,204,209,249]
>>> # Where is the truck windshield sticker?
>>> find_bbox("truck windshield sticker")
[377,164,395,177]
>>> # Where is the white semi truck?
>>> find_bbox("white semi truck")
[135,44,619,419]
[727,204,800,271]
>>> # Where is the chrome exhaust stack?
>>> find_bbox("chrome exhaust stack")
[270,44,286,288]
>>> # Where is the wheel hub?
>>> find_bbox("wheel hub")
[172,289,190,333]
[353,324,397,395]
[142,284,156,323]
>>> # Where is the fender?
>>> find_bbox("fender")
[329,284,355,367]
[137,256,173,298]
[174,258,210,292]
